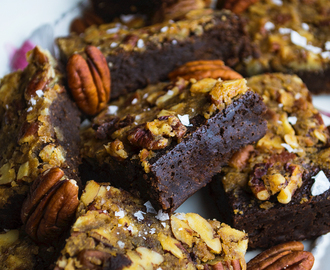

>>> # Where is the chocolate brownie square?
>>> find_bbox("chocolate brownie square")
[210,73,330,249]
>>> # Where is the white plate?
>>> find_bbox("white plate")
[1,0,330,268]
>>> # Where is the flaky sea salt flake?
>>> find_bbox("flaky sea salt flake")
[134,210,146,221]
[155,210,169,221]
[264,22,275,31]
[311,171,330,196]
[144,201,157,214]
[178,114,193,127]
[291,31,307,47]
[288,116,297,125]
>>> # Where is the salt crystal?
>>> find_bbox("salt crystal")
[305,44,322,54]
[277,120,282,124]
[311,171,330,196]
[106,23,121,34]
[281,143,302,153]
[110,42,118,48]
[27,107,33,112]
[321,51,330,59]
[134,210,145,221]
[172,40,178,45]
[120,14,135,23]
[35,90,44,97]
[295,93,302,99]
[155,210,169,221]
[143,93,148,99]
[278,103,283,108]
[160,26,168,33]
[291,30,307,47]
[302,23,309,31]
[131,98,138,105]
[167,90,174,96]
[325,41,330,51]
[115,210,125,219]
[106,186,111,191]
[161,222,166,228]
[279,28,292,35]
[107,105,118,115]
[137,39,144,49]
[264,21,275,31]
[272,0,282,5]
[117,240,125,248]
[150,228,156,234]
[178,114,193,127]
[144,201,157,214]
[80,119,91,130]
[287,116,297,125]
[30,98,36,105]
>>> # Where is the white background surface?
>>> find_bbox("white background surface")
[1,0,330,268]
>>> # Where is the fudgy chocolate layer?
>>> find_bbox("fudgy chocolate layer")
[81,91,267,212]
[210,168,330,249]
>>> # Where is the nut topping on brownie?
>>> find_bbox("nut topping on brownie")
[0,47,81,229]
[55,181,248,270]
[80,72,266,212]
[210,73,330,248]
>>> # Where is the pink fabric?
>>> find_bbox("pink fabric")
[10,40,35,71]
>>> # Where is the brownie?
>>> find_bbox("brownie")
[0,47,81,230]
[57,9,258,99]
[209,73,330,249]
[90,0,214,24]
[80,77,267,213]
[235,0,330,94]
[54,180,248,270]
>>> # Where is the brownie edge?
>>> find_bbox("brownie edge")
[81,90,267,212]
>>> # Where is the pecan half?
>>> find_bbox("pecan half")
[223,0,259,14]
[208,259,242,270]
[67,45,111,115]
[168,60,243,82]
[21,168,79,244]
[247,241,314,270]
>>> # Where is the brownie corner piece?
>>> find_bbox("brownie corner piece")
[209,73,330,249]
[0,46,81,230]
[54,180,248,270]
[81,77,267,213]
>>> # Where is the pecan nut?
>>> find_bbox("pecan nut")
[223,0,259,14]
[168,60,243,82]
[67,45,111,115]
[247,241,314,270]
[21,167,79,244]
[207,259,242,270]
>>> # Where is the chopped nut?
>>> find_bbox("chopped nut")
[209,79,248,107]
[126,247,164,269]
[158,232,184,259]
[80,180,101,207]
[171,214,194,247]
[190,78,218,94]
[0,162,16,185]
[0,230,19,247]
[185,213,222,253]
[104,139,128,159]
